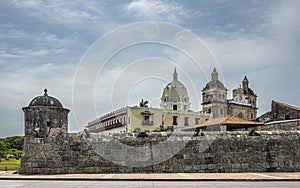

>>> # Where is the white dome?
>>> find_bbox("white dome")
[162,79,189,101]
[160,68,190,111]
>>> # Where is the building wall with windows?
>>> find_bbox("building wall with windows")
[227,102,256,120]
[161,109,209,130]
[127,107,162,132]
[86,106,209,134]
[86,107,128,134]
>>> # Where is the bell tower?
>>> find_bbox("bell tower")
[202,68,228,118]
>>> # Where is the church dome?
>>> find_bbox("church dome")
[203,68,226,90]
[162,80,189,101]
[244,88,254,95]
[160,68,190,111]
[161,69,189,101]
[28,89,63,108]
[204,80,225,90]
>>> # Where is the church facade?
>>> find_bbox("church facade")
[86,68,258,134]
[202,68,258,121]
[86,68,210,134]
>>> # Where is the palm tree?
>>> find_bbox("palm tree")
[139,99,149,107]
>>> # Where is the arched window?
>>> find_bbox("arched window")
[238,112,244,119]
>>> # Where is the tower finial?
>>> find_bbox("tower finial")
[211,68,218,81]
[173,67,178,80]
[44,88,48,96]
[242,76,249,89]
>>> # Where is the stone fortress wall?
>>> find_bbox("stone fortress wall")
[256,119,300,131]
[19,89,300,174]
[19,128,300,174]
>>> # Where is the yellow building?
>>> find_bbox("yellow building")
[86,68,210,134]
[86,106,209,134]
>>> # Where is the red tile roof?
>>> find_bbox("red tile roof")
[273,100,300,111]
[183,116,263,131]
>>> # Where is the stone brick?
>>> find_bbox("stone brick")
[19,131,300,174]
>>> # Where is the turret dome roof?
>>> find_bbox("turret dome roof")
[28,89,63,108]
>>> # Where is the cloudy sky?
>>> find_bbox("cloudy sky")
[0,0,299,137]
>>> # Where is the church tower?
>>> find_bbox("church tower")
[228,76,258,120]
[160,68,191,111]
[202,68,228,118]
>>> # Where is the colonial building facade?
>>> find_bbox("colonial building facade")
[86,68,210,134]
[86,68,259,134]
[202,68,258,121]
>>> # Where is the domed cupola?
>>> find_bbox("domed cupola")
[160,68,190,111]
[204,68,226,90]
[22,89,69,138]
[29,89,63,107]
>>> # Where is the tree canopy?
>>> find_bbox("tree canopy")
[139,99,149,107]
[0,136,24,158]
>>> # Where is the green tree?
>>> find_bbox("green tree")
[139,99,149,107]
[0,140,8,158]
[8,148,22,155]
[3,136,24,150]
[0,136,24,158]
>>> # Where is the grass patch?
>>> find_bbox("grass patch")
[0,158,20,171]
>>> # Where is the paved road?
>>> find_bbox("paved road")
[1,172,300,180]
[0,180,299,188]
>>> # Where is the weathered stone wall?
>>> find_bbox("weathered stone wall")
[258,101,300,123]
[255,120,300,131]
[227,102,256,121]
[271,101,300,121]
[22,106,69,137]
[19,131,300,174]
